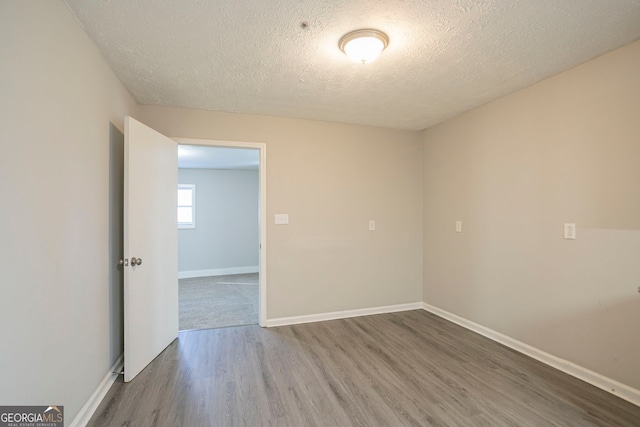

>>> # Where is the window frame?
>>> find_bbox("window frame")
[177,184,196,229]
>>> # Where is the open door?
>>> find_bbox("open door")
[123,116,178,382]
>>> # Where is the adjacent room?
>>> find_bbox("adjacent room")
[2,1,639,426]
[177,145,260,331]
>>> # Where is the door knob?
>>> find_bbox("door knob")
[131,257,142,266]
[119,258,129,266]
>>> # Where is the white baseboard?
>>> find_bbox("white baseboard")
[70,354,123,427]
[178,266,259,279]
[266,302,423,328]
[422,303,640,407]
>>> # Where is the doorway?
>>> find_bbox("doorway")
[175,139,267,330]
[120,118,267,382]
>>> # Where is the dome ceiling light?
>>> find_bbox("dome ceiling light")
[339,29,389,64]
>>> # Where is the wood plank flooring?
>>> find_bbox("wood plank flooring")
[88,310,640,426]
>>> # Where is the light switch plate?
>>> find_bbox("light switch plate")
[275,214,289,225]
[563,223,576,240]
[369,220,376,231]
[455,221,462,233]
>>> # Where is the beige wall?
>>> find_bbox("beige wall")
[422,40,640,389]
[138,107,424,318]
[0,0,138,421]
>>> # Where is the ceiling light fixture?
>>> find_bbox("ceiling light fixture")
[339,29,389,64]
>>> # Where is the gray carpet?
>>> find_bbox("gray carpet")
[179,273,258,331]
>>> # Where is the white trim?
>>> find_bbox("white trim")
[266,302,423,327]
[178,266,259,279]
[173,138,267,327]
[422,303,640,407]
[70,354,123,427]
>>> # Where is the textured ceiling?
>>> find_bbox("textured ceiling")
[178,145,259,170]
[64,0,640,130]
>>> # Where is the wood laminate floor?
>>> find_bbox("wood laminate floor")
[88,310,640,426]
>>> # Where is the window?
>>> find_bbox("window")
[177,184,195,229]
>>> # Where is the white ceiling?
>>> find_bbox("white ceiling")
[65,0,640,131]
[178,145,259,170]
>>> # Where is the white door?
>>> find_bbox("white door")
[123,116,178,382]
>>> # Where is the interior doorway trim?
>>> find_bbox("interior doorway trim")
[173,137,267,327]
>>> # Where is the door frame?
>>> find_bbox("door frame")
[173,137,267,327]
